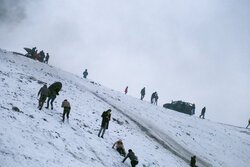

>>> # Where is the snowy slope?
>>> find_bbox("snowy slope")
[0,49,249,167]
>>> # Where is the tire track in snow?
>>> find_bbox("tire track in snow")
[87,90,212,167]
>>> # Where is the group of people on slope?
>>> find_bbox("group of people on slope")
[37,82,71,122]
[38,82,62,110]
[97,109,139,167]
[112,140,139,167]
[26,47,50,63]
[38,85,139,167]
[124,86,159,105]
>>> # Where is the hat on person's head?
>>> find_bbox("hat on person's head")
[64,99,67,101]
[128,149,132,152]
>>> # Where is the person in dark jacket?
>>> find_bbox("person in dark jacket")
[112,139,126,156]
[61,99,71,122]
[122,149,138,167]
[83,69,88,79]
[191,104,195,115]
[199,107,206,119]
[151,92,156,104]
[140,87,145,100]
[46,82,62,110]
[246,119,250,128]
[154,92,158,105]
[98,109,111,138]
[37,84,49,110]
[190,155,197,167]
[44,53,49,64]
[39,50,45,62]
[125,86,128,94]
[30,47,36,57]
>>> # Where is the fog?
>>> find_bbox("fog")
[0,0,249,127]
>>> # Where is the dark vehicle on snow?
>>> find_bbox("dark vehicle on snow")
[12,47,44,62]
[163,100,195,115]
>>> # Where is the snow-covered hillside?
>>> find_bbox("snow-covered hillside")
[0,49,249,167]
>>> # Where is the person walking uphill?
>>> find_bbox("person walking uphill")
[190,155,197,167]
[83,69,88,79]
[46,82,62,110]
[125,86,128,94]
[199,107,206,119]
[122,149,139,167]
[246,118,250,128]
[140,87,145,100]
[98,109,111,138]
[61,99,71,122]
[112,139,126,156]
[37,84,49,110]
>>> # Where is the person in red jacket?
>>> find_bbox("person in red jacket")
[125,86,128,94]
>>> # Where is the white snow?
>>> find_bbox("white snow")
[0,49,249,167]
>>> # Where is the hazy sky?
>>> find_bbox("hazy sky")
[0,0,249,127]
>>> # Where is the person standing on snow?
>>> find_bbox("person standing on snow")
[39,50,45,62]
[37,84,49,110]
[191,104,195,115]
[122,149,139,167]
[125,86,128,94]
[61,99,71,122]
[140,87,145,100]
[151,92,155,104]
[44,53,49,64]
[112,139,126,156]
[83,69,88,79]
[246,119,250,128]
[190,155,197,167]
[199,107,206,119]
[154,92,159,105]
[98,109,111,138]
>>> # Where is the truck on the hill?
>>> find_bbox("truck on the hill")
[163,100,195,115]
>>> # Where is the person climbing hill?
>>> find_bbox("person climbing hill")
[37,84,49,110]
[140,87,145,100]
[122,149,139,167]
[46,82,62,110]
[125,86,128,94]
[199,107,206,119]
[61,99,71,122]
[112,139,126,156]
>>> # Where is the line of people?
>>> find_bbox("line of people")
[38,82,72,122]
[25,47,50,63]
[124,86,159,105]
[37,81,248,167]
[38,83,139,166]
